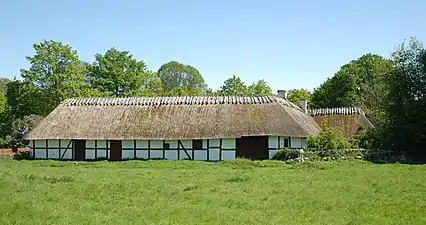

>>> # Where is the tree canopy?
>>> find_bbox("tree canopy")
[287,89,313,108]
[157,61,207,96]
[88,48,161,97]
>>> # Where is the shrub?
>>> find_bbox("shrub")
[307,126,351,150]
[273,148,300,161]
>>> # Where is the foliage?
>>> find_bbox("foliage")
[20,40,91,106]
[0,159,425,224]
[157,61,207,96]
[0,93,6,113]
[287,88,312,108]
[311,54,394,123]
[4,115,42,148]
[88,48,162,97]
[307,126,351,150]
[0,77,11,93]
[380,37,426,157]
[247,79,272,96]
[219,75,248,96]
[272,148,300,160]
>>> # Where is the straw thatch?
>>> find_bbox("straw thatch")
[309,107,373,138]
[24,96,320,140]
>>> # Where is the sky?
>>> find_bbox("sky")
[0,0,425,93]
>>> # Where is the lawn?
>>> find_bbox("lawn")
[0,158,425,225]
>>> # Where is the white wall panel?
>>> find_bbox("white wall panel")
[209,139,220,148]
[291,137,302,148]
[97,150,107,159]
[34,149,45,158]
[180,140,192,149]
[86,140,96,148]
[209,149,220,161]
[34,140,46,148]
[179,149,192,160]
[165,150,178,160]
[122,150,134,159]
[268,136,278,149]
[97,141,107,149]
[194,150,207,160]
[136,140,148,149]
[60,140,72,149]
[150,141,163,149]
[221,150,235,160]
[122,140,134,149]
[301,138,307,148]
[47,140,59,148]
[48,149,59,159]
[222,139,235,149]
[136,150,148,159]
[86,150,96,160]
[150,150,163,159]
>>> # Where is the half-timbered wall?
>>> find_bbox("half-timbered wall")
[267,136,307,158]
[29,136,306,161]
[29,138,237,161]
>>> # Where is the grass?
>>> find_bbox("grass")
[0,157,425,225]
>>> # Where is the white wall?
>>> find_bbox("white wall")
[268,136,308,159]
[30,136,307,161]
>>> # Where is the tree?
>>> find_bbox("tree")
[287,89,313,108]
[247,79,273,96]
[219,75,248,96]
[5,80,50,118]
[311,53,394,123]
[20,40,91,106]
[380,37,426,157]
[157,61,207,96]
[0,77,11,93]
[89,48,162,97]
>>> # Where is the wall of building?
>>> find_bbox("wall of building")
[29,138,237,161]
[29,136,307,161]
[267,136,307,159]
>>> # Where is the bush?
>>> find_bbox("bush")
[273,148,300,161]
[307,126,351,150]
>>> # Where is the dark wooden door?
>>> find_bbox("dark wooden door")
[74,140,86,160]
[236,136,269,160]
[109,140,122,161]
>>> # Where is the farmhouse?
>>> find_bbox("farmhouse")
[24,96,319,161]
[310,107,373,138]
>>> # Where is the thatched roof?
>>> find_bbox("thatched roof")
[25,96,320,140]
[309,107,373,138]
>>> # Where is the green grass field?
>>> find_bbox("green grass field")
[0,158,425,225]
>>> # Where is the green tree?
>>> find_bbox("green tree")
[311,53,393,123]
[89,48,161,97]
[247,79,273,96]
[0,77,11,93]
[157,61,207,96]
[287,88,313,108]
[219,75,248,96]
[380,37,426,157]
[20,40,91,106]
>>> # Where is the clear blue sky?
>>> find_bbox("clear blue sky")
[0,0,425,93]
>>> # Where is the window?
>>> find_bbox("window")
[192,140,203,150]
[163,143,170,150]
[284,138,289,148]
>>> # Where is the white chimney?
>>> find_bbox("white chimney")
[277,90,287,100]
[298,98,307,114]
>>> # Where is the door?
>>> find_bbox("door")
[109,140,122,161]
[74,140,86,160]
[236,136,269,160]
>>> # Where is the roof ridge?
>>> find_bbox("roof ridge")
[309,107,365,116]
[61,96,295,107]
